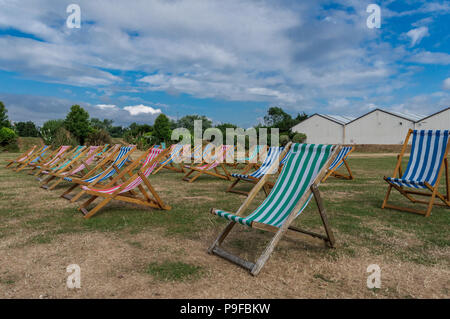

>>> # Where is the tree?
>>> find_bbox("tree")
[263,107,309,134]
[176,115,212,133]
[153,114,171,143]
[14,121,40,137]
[0,101,12,129]
[40,119,65,144]
[64,105,91,144]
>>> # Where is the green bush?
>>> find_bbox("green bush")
[51,127,78,147]
[86,129,112,146]
[292,133,307,143]
[40,119,65,145]
[279,134,290,146]
[0,127,19,151]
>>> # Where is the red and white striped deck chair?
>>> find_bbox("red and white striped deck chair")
[182,145,233,183]
[27,145,72,175]
[40,146,101,190]
[5,145,38,168]
[78,147,171,219]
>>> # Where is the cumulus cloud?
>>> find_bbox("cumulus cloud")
[123,104,162,116]
[406,26,429,47]
[96,104,117,110]
[443,78,450,90]
[0,0,449,122]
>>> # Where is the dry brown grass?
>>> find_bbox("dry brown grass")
[0,151,449,299]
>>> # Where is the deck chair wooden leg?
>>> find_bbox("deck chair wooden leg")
[82,197,112,219]
[251,226,287,276]
[311,184,335,247]
[381,185,392,209]
[208,220,237,254]
[48,178,63,191]
[445,158,449,201]
[227,179,240,193]
[71,189,87,203]
[425,190,438,218]
[61,184,78,200]
[343,160,354,180]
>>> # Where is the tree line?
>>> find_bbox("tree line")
[0,101,308,150]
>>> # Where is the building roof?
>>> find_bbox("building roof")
[417,107,450,122]
[318,114,356,125]
[291,107,448,130]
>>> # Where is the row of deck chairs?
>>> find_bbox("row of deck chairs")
[7,130,445,275]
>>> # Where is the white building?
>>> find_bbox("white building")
[290,114,354,144]
[291,107,448,145]
[344,109,422,144]
[415,107,450,130]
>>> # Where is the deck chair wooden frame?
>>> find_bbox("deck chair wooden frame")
[382,129,450,217]
[15,145,52,172]
[5,145,38,168]
[233,145,268,168]
[40,146,102,190]
[78,147,172,219]
[60,145,136,202]
[24,145,71,174]
[36,146,87,179]
[208,142,340,276]
[152,144,188,174]
[183,145,233,183]
[321,146,355,182]
[227,146,284,197]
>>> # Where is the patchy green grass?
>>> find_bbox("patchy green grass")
[146,261,204,282]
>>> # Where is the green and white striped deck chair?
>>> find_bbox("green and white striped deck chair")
[209,142,340,275]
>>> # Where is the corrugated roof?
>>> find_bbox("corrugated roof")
[386,110,425,122]
[318,114,356,125]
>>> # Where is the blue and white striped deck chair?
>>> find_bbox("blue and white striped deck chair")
[382,129,450,217]
[209,143,340,275]
[60,146,136,202]
[15,145,50,172]
[227,147,284,196]
[321,146,355,182]
[152,143,185,174]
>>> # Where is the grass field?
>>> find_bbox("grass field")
[0,151,449,298]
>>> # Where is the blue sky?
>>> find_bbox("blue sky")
[0,0,449,127]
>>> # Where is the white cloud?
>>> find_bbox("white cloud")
[409,51,450,65]
[406,27,429,47]
[96,104,117,110]
[124,104,162,116]
[443,78,450,90]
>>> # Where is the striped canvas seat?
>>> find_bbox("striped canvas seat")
[30,146,50,164]
[42,146,85,174]
[159,144,183,166]
[232,147,283,181]
[183,145,233,182]
[61,146,100,176]
[328,146,353,171]
[16,146,36,163]
[81,148,163,194]
[196,145,233,170]
[214,144,333,228]
[236,145,264,162]
[36,146,71,169]
[63,146,132,182]
[386,130,449,189]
